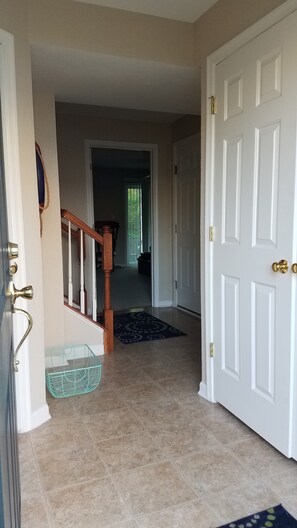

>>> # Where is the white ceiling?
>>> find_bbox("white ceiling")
[32,1,215,117]
[72,0,218,23]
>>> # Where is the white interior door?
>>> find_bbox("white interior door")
[212,10,297,457]
[175,134,201,314]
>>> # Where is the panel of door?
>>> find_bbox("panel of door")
[212,10,297,456]
[175,134,201,314]
[0,73,20,525]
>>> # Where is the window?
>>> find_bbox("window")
[126,184,143,265]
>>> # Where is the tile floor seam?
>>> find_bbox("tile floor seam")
[222,442,297,480]
[168,445,260,496]
[44,474,115,497]
[107,467,136,522]
[132,496,222,526]
[27,437,55,528]
[141,437,205,501]
[94,446,169,479]
[259,477,297,513]
[92,437,123,475]
[30,418,110,495]
[108,462,198,522]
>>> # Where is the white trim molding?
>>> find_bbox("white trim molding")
[29,404,51,432]
[203,0,297,403]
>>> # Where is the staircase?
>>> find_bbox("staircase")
[61,209,114,353]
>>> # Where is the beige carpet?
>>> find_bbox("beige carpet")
[96,265,151,312]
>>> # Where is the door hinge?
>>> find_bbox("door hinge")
[209,342,214,358]
[174,224,178,234]
[209,226,215,242]
[174,165,178,175]
[209,96,217,115]
[174,280,178,289]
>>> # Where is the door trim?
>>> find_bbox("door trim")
[85,139,159,307]
[202,0,297,404]
[0,29,33,432]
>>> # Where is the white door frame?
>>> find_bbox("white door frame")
[0,28,32,432]
[85,139,159,307]
[202,0,297,405]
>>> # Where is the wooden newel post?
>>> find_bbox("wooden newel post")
[102,226,114,353]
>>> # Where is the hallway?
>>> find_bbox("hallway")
[97,265,151,312]
[20,308,297,527]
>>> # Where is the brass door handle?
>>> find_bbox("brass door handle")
[12,308,33,372]
[8,282,33,305]
[292,263,297,273]
[271,260,289,273]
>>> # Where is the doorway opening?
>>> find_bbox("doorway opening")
[87,142,157,312]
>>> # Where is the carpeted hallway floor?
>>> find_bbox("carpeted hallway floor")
[97,265,151,312]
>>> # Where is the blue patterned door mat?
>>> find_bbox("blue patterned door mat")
[218,505,297,528]
[107,310,186,344]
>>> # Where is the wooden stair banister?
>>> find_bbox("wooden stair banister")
[61,209,114,353]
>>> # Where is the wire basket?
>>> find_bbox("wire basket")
[45,344,101,398]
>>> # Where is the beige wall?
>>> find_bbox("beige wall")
[56,104,173,304]
[33,92,65,349]
[194,0,287,62]
[28,0,194,67]
[0,0,48,427]
[171,115,200,144]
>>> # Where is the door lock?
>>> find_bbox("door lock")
[271,259,289,273]
[8,242,18,260]
[292,263,297,273]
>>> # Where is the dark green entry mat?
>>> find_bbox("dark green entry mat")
[218,505,297,528]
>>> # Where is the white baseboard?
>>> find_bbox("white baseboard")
[155,300,173,308]
[29,403,51,431]
[198,381,207,400]
[88,344,104,356]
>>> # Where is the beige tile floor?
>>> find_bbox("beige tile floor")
[20,307,297,528]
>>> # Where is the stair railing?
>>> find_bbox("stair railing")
[61,209,113,353]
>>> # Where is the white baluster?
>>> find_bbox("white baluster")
[80,230,85,314]
[92,238,97,321]
[68,221,73,306]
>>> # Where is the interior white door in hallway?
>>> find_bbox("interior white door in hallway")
[174,134,201,314]
[212,10,297,457]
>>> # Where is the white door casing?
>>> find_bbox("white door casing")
[207,7,297,457]
[174,134,201,314]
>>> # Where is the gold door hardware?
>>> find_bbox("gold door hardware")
[272,259,289,273]
[292,263,297,273]
[8,242,18,260]
[12,308,33,372]
[7,282,33,305]
[9,262,18,275]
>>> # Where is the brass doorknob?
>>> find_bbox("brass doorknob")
[292,263,297,273]
[8,283,33,305]
[272,259,289,273]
